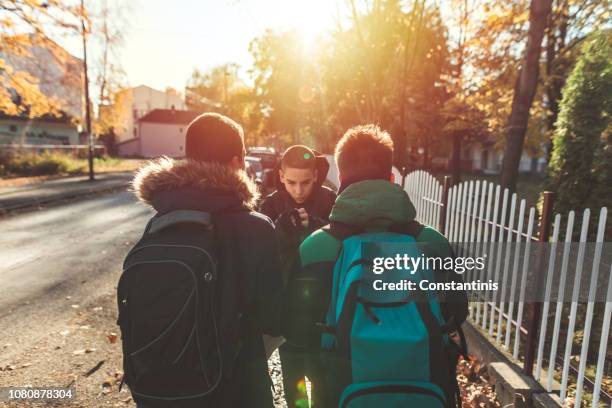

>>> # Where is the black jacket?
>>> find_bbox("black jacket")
[132,158,283,408]
[259,154,336,281]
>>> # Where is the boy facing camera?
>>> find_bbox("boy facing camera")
[259,145,336,407]
[259,145,336,281]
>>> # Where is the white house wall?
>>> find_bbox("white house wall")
[116,86,186,143]
[0,119,79,145]
[117,138,141,157]
[139,122,186,158]
[469,144,545,174]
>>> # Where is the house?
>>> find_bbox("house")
[0,35,83,146]
[117,108,201,158]
[465,143,546,174]
[0,113,79,146]
[112,85,186,143]
[430,141,547,175]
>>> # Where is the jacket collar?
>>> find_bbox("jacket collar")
[132,157,260,212]
[330,179,416,230]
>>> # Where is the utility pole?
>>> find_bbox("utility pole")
[81,0,94,181]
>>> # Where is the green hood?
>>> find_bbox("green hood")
[329,180,416,230]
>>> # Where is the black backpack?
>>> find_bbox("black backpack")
[117,209,241,406]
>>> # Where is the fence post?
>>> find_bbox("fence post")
[523,191,554,376]
[438,176,452,234]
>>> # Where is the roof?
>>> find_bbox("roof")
[138,109,201,125]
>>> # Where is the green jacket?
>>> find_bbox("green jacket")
[283,179,468,347]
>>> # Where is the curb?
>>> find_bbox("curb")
[463,321,563,408]
[0,180,131,214]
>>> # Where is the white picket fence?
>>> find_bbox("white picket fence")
[402,170,611,408]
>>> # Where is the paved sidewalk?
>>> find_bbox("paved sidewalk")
[0,171,135,213]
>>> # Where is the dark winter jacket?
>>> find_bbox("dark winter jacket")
[132,157,283,408]
[259,154,336,281]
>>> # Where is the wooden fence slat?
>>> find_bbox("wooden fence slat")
[483,185,501,331]
[489,188,509,336]
[497,193,517,344]
[536,214,562,381]
[592,262,612,408]
[574,207,607,407]
[475,181,488,323]
[560,209,591,402]
[514,207,536,360]
[505,198,526,349]
[547,211,576,391]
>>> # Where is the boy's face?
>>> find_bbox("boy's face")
[280,167,318,204]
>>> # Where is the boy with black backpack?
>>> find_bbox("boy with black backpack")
[283,125,469,407]
[118,113,283,408]
[259,145,336,407]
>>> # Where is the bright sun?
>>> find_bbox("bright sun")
[280,0,338,48]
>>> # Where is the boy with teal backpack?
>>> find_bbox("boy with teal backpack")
[282,125,468,407]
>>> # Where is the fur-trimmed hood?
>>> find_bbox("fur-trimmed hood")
[132,157,260,210]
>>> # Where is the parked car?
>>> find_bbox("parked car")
[247,147,280,193]
[245,155,264,187]
[247,147,279,170]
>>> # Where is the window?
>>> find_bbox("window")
[9,125,17,132]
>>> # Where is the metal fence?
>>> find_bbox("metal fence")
[402,170,611,408]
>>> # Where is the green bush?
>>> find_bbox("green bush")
[547,31,612,215]
[0,151,85,176]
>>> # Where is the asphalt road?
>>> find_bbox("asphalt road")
[0,190,153,361]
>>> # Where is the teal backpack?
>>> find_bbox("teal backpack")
[319,221,464,408]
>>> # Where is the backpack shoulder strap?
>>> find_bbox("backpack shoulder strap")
[388,220,425,238]
[148,210,212,234]
[321,221,364,241]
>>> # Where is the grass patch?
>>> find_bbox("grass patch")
[0,151,84,177]
[0,151,144,178]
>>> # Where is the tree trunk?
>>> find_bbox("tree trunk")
[500,0,552,191]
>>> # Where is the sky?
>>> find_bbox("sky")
[60,0,343,94]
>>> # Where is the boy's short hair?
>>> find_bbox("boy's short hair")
[335,124,393,180]
[281,145,317,171]
[185,112,245,163]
